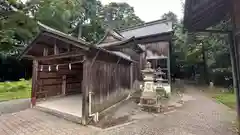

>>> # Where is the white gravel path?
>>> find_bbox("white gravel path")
[96,87,238,135]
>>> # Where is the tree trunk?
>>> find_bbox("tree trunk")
[78,22,82,39]
[201,43,209,85]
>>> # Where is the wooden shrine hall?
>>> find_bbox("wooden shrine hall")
[98,19,173,82]
[19,19,173,125]
[19,23,142,125]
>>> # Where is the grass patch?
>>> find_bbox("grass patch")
[0,79,31,102]
[212,93,236,109]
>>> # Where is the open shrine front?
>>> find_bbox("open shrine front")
[144,41,171,83]
[18,27,91,123]
[36,57,84,99]
[35,56,85,121]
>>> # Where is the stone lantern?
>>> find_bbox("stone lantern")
[155,67,168,97]
[139,62,161,112]
[155,67,166,87]
[141,62,156,97]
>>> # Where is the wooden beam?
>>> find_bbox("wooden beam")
[22,55,35,60]
[194,29,231,34]
[36,52,85,61]
[36,42,52,47]
[135,34,172,44]
[90,50,100,67]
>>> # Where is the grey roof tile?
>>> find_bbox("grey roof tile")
[120,19,173,38]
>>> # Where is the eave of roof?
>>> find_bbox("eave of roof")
[97,36,135,47]
[183,0,230,31]
[134,31,173,40]
[119,19,173,40]
[96,28,124,45]
[18,23,135,63]
[18,24,90,59]
[39,22,90,46]
[95,47,136,62]
[119,19,169,33]
[97,36,144,53]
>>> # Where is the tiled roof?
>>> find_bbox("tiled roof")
[120,19,173,39]
[19,22,135,62]
[38,22,90,46]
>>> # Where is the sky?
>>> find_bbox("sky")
[100,0,184,22]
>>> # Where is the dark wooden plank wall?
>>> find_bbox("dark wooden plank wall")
[36,63,83,99]
[89,60,131,113]
[120,48,143,81]
[144,42,169,57]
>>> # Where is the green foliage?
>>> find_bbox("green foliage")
[171,12,232,86]
[0,0,144,50]
[161,11,178,23]
[0,0,38,54]
[212,93,236,109]
[32,0,85,33]
[0,79,31,101]
[100,2,144,30]
[0,0,233,88]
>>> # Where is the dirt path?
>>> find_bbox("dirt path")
[96,86,238,135]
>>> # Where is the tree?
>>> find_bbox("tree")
[29,0,85,33]
[71,0,105,42]
[100,2,144,30]
[165,11,232,85]
[71,1,144,43]
[0,0,38,54]
[161,11,178,24]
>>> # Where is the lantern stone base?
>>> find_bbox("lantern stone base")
[139,91,162,113]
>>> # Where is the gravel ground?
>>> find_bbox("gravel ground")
[0,86,237,135]
[96,87,238,135]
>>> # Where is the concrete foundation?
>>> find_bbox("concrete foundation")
[36,95,82,123]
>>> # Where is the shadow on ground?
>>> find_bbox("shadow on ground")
[92,90,195,129]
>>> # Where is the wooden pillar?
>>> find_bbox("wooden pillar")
[231,0,240,129]
[54,41,59,55]
[82,56,90,125]
[62,75,66,96]
[228,33,237,94]
[31,60,38,107]
[43,48,48,56]
[130,63,133,89]
[167,44,171,85]
[67,45,72,52]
